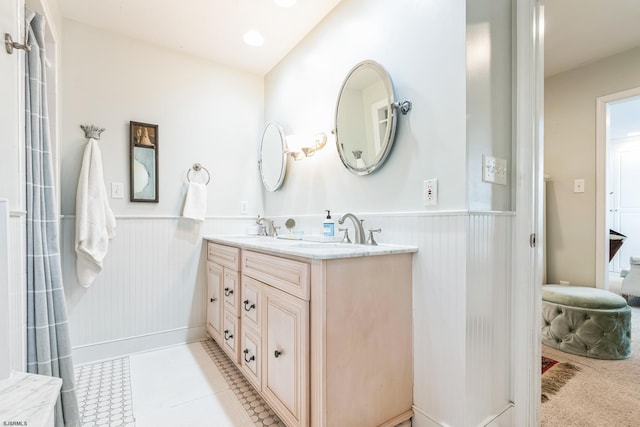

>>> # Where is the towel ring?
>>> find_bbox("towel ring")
[187,163,211,185]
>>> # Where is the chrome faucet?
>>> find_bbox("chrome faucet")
[256,216,279,237]
[337,213,365,244]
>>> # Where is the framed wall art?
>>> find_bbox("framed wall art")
[130,121,158,202]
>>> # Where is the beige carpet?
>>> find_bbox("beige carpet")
[541,294,640,427]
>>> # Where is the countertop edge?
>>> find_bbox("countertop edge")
[204,235,418,260]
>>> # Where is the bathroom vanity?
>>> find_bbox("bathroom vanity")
[204,236,416,427]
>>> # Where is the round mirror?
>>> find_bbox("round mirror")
[335,60,397,175]
[258,121,288,191]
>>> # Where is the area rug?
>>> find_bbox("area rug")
[541,356,580,403]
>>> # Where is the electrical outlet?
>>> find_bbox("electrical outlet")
[574,179,585,193]
[482,155,508,185]
[240,200,248,214]
[423,179,438,206]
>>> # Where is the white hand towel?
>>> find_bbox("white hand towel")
[182,182,207,221]
[75,138,116,288]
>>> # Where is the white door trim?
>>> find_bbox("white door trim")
[595,86,640,289]
[513,0,543,424]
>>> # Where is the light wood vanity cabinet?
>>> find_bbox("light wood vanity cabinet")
[206,240,413,427]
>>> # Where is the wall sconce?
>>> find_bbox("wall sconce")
[286,132,327,161]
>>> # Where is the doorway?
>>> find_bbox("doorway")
[596,87,640,289]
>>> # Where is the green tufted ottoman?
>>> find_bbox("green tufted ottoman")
[542,285,631,360]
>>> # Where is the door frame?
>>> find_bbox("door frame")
[513,0,544,424]
[595,86,640,289]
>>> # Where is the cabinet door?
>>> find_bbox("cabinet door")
[222,311,240,364]
[206,261,223,343]
[262,287,309,427]
[223,268,241,316]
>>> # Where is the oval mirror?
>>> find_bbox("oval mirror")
[258,121,288,191]
[335,61,399,175]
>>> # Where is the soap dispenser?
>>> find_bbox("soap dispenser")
[323,210,335,237]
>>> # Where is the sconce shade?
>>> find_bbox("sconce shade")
[286,132,327,160]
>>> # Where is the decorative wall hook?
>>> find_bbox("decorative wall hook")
[81,125,105,140]
[4,33,31,55]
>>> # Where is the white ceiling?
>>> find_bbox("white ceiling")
[544,0,640,77]
[59,1,640,78]
[58,0,343,76]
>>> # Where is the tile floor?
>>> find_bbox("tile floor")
[75,339,285,427]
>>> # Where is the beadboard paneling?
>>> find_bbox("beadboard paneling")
[466,213,513,425]
[8,215,26,374]
[61,216,252,363]
[61,211,513,426]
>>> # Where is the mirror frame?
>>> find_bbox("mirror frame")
[334,60,398,176]
[129,121,159,203]
[258,121,288,192]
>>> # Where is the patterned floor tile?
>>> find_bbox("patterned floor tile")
[201,339,286,427]
[75,356,136,427]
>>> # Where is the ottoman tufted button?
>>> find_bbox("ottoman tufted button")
[545,321,550,326]
[569,328,575,333]
[557,309,563,314]
[556,339,562,343]
[586,345,591,350]
[584,314,590,320]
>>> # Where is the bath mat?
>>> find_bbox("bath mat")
[541,356,580,403]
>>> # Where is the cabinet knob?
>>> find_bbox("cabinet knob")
[224,287,233,297]
[210,297,217,303]
[224,330,233,341]
[243,349,255,363]
[274,349,282,358]
[243,300,256,311]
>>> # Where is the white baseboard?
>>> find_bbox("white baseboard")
[411,406,448,427]
[411,404,514,427]
[72,325,207,365]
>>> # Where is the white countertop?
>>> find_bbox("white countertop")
[205,235,418,260]
[0,372,62,426]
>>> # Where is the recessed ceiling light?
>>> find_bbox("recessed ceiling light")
[274,0,297,7]
[243,30,264,47]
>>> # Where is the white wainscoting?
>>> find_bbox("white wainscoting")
[61,216,253,364]
[0,208,27,378]
[8,213,26,374]
[61,211,513,426]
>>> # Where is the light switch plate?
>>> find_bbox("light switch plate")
[482,155,508,185]
[111,182,124,199]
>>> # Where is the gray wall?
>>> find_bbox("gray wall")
[545,46,640,285]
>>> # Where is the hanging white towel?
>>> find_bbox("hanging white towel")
[182,182,207,221]
[75,138,116,288]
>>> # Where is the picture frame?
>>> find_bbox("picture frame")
[129,121,159,203]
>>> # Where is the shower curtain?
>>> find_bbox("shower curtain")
[25,9,81,427]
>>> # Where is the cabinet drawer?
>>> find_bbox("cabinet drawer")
[222,311,240,364]
[241,276,262,331]
[240,326,261,391]
[242,251,310,300]
[207,242,240,270]
[223,269,241,316]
